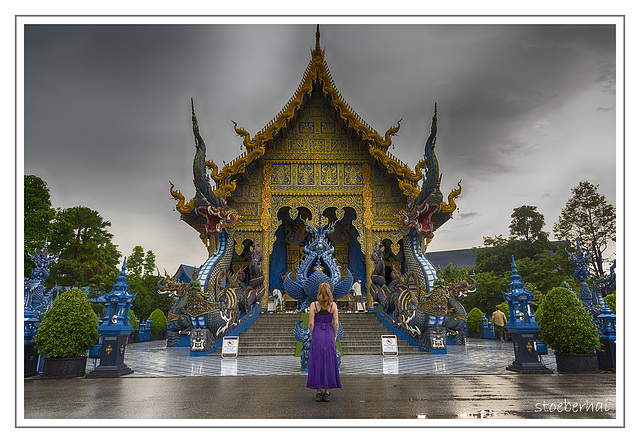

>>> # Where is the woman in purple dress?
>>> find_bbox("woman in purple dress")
[306,281,342,402]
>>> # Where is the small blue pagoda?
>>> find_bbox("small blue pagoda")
[88,258,136,377]
[503,256,552,373]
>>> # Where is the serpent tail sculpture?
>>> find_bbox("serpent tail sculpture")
[167,99,262,343]
[370,104,463,352]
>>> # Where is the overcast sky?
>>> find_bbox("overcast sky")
[21,19,620,274]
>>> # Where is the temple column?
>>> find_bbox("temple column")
[362,164,375,310]
[260,163,273,310]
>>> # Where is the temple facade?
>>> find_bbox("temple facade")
[170,26,461,314]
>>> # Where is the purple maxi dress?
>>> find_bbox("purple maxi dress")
[306,302,342,389]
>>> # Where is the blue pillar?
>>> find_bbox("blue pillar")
[88,258,136,377]
[596,302,616,371]
[503,256,552,373]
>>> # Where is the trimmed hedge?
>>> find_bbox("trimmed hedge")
[604,292,616,314]
[535,287,601,355]
[149,309,167,334]
[34,288,100,358]
[467,307,484,332]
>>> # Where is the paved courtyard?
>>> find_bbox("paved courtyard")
[118,337,558,377]
[21,337,622,423]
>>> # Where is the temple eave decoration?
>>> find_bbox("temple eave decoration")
[200,31,424,197]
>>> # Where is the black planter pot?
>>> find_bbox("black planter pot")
[555,352,599,373]
[41,356,87,379]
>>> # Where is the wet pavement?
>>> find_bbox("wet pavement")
[21,338,619,423]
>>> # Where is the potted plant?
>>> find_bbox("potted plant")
[535,287,601,373]
[466,307,483,338]
[149,309,168,340]
[34,288,100,378]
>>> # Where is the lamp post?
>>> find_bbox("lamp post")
[88,258,136,377]
[596,302,616,371]
[503,256,552,373]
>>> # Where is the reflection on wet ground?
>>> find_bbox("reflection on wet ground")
[119,337,557,377]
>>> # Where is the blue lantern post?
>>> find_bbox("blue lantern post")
[503,256,552,373]
[596,302,616,371]
[88,258,136,377]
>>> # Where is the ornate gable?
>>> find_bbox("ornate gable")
[206,26,425,199]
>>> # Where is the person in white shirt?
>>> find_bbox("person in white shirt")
[352,278,364,312]
[272,288,283,312]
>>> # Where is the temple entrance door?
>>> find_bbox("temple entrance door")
[267,205,365,311]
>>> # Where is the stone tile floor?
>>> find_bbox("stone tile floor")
[112,338,557,377]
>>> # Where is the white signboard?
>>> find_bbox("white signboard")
[221,336,239,358]
[383,356,399,374]
[381,335,398,356]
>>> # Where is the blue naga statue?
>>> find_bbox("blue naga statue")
[565,240,616,319]
[167,99,263,341]
[294,319,344,371]
[369,105,464,352]
[284,218,353,311]
[24,239,61,321]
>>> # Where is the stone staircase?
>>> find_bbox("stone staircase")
[216,311,422,356]
[218,313,301,356]
[339,312,423,355]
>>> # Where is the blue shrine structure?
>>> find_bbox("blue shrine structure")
[88,258,136,377]
[503,256,552,373]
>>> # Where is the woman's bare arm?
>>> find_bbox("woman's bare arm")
[332,302,339,340]
[309,302,315,337]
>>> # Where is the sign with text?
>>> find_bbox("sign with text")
[221,336,239,358]
[381,335,398,356]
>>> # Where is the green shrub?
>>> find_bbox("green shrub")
[604,292,616,314]
[129,309,137,330]
[467,307,484,332]
[34,288,100,358]
[149,309,167,334]
[535,287,601,355]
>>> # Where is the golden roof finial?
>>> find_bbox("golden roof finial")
[312,24,324,60]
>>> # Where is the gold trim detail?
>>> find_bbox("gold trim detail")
[208,31,422,195]
[169,182,195,214]
[441,180,462,213]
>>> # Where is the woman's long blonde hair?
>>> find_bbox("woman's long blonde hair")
[316,282,333,310]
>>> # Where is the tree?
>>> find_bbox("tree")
[509,205,548,242]
[24,175,56,277]
[553,180,615,279]
[49,206,121,289]
[126,246,169,320]
[127,246,146,279]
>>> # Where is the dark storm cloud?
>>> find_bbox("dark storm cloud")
[22,21,617,270]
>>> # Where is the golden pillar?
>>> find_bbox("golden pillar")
[362,164,375,309]
[260,163,273,309]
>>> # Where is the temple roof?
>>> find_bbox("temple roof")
[206,25,425,197]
